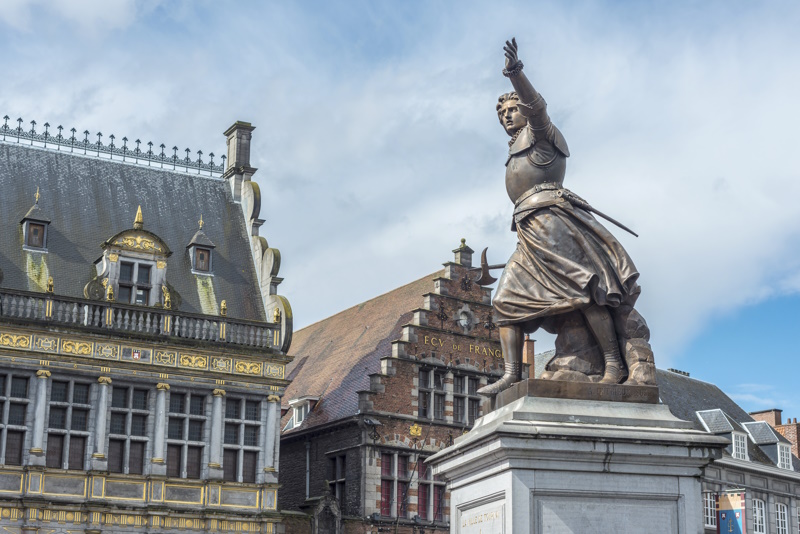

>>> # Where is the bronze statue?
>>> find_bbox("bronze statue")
[478,39,656,397]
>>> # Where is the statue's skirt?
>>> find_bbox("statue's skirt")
[493,203,640,326]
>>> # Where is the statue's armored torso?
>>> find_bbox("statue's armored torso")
[505,126,568,202]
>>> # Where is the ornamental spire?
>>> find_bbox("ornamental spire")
[133,205,144,230]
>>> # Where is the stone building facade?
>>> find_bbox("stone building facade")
[0,119,293,533]
[279,241,503,534]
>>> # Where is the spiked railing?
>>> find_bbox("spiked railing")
[0,116,226,177]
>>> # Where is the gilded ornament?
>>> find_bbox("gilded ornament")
[234,360,262,375]
[211,357,232,372]
[266,394,281,403]
[95,343,118,359]
[106,285,114,301]
[36,370,51,379]
[409,423,422,438]
[46,276,54,293]
[155,351,176,366]
[157,260,167,269]
[220,300,227,317]
[264,364,285,379]
[0,333,31,349]
[97,376,112,385]
[156,382,170,391]
[133,205,144,230]
[273,307,281,324]
[108,253,119,263]
[61,340,92,355]
[162,285,171,310]
[212,388,226,397]
[179,353,208,369]
[33,336,59,352]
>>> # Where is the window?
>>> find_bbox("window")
[166,392,207,479]
[777,444,792,470]
[194,247,211,272]
[47,380,91,470]
[0,375,31,465]
[776,502,788,534]
[117,261,153,305]
[731,432,748,460]
[418,369,445,421]
[380,452,394,517]
[328,454,347,506]
[417,460,446,522]
[397,455,410,518]
[702,492,716,528]
[108,386,150,475]
[26,223,46,249]
[453,376,481,426]
[223,397,261,483]
[284,401,311,431]
[752,498,766,534]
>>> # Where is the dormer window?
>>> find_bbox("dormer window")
[732,432,748,460]
[194,247,211,272]
[21,187,50,252]
[187,216,215,275]
[26,223,46,248]
[118,261,153,305]
[778,444,793,470]
[283,396,319,431]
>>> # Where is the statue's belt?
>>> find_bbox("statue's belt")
[512,183,638,237]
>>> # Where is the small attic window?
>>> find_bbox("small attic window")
[26,223,46,248]
[117,261,153,305]
[778,444,793,470]
[194,247,211,272]
[732,432,748,461]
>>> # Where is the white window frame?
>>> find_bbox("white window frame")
[777,444,793,470]
[752,498,766,534]
[703,492,717,528]
[775,502,788,534]
[732,432,749,460]
[116,259,155,306]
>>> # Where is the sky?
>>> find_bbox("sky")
[1,0,798,415]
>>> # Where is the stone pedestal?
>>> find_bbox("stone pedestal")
[428,395,728,534]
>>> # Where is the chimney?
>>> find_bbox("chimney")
[749,409,782,427]
[452,238,474,268]
[523,335,535,366]
[223,121,257,202]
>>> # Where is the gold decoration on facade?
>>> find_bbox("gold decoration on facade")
[273,307,281,324]
[108,253,119,263]
[46,276,54,293]
[212,388,226,397]
[113,234,162,253]
[162,285,171,310]
[106,285,114,301]
[155,351,177,366]
[0,333,31,349]
[211,357,232,373]
[157,260,167,269]
[133,205,144,230]
[97,376,112,385]
[198,214,204,230]
[267,395,281,403]
[234,361,262,375]
[34,186,40,204]
[156,382,170,391]
[264,364,285,379]
[409,423,422,438]
[33,336,58,353]
[220,300,227,317]
[95,343,119,359]
[101,278,109,287]
[62,340,92,355]
[179,353,208,369]
[36,370,51,379]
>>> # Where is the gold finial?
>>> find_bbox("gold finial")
[46,276,54,294]
[35,187,40,204]
[106,284,115,302]
[162,285,171,310]
[410,423,422,438]
[220,300,227,316]
[273,307,281,324]
[198,214,204,230]
[133,205,144,230]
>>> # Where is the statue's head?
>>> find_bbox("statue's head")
[497,92,526,137]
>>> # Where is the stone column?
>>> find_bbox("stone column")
[28,370,50,466]
[151,383,169,476]
[90,376,111,469]
[445,370,454,424]
[208,388,225,479]
[263,395,280,482]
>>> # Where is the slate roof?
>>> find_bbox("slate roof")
[742,421,790,445]
[0,142,265,321]
[281,271,441,433]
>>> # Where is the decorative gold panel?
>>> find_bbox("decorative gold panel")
[33,336,59,353]
[94,343,119,360]
[211,356,232,373]
[154,350,177,366]
[0,333,31,349]
[264,363,285,379]
[234,360,262,375]
[179,353,208,369]
[113,233,164,253]
[61,340,92,356]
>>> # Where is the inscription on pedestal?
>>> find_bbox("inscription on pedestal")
[458,499,504,534]
[491,379,659,411]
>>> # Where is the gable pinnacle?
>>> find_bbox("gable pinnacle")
[34,186,40,204]
[133,205,144,229]
[198,214,204,230]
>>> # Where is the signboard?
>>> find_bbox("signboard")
[717,492,746,534]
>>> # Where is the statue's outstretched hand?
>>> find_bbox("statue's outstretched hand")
[503,38,520,70]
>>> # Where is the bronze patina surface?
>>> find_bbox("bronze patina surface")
[477,38,657,399]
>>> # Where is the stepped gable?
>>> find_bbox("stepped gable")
[0,142,264,321]
[282,272,441,430]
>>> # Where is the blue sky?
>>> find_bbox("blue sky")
[1,1,798,416]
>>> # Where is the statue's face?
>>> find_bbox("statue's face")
[497,99,526,136]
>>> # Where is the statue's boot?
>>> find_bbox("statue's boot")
[478,325,522,396]
[583,304,626,384]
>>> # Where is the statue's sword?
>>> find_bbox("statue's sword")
[561,191,639,238]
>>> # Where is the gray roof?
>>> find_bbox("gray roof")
[696,409,736,433]
[742,421,790,445]
[0,142,265,321]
